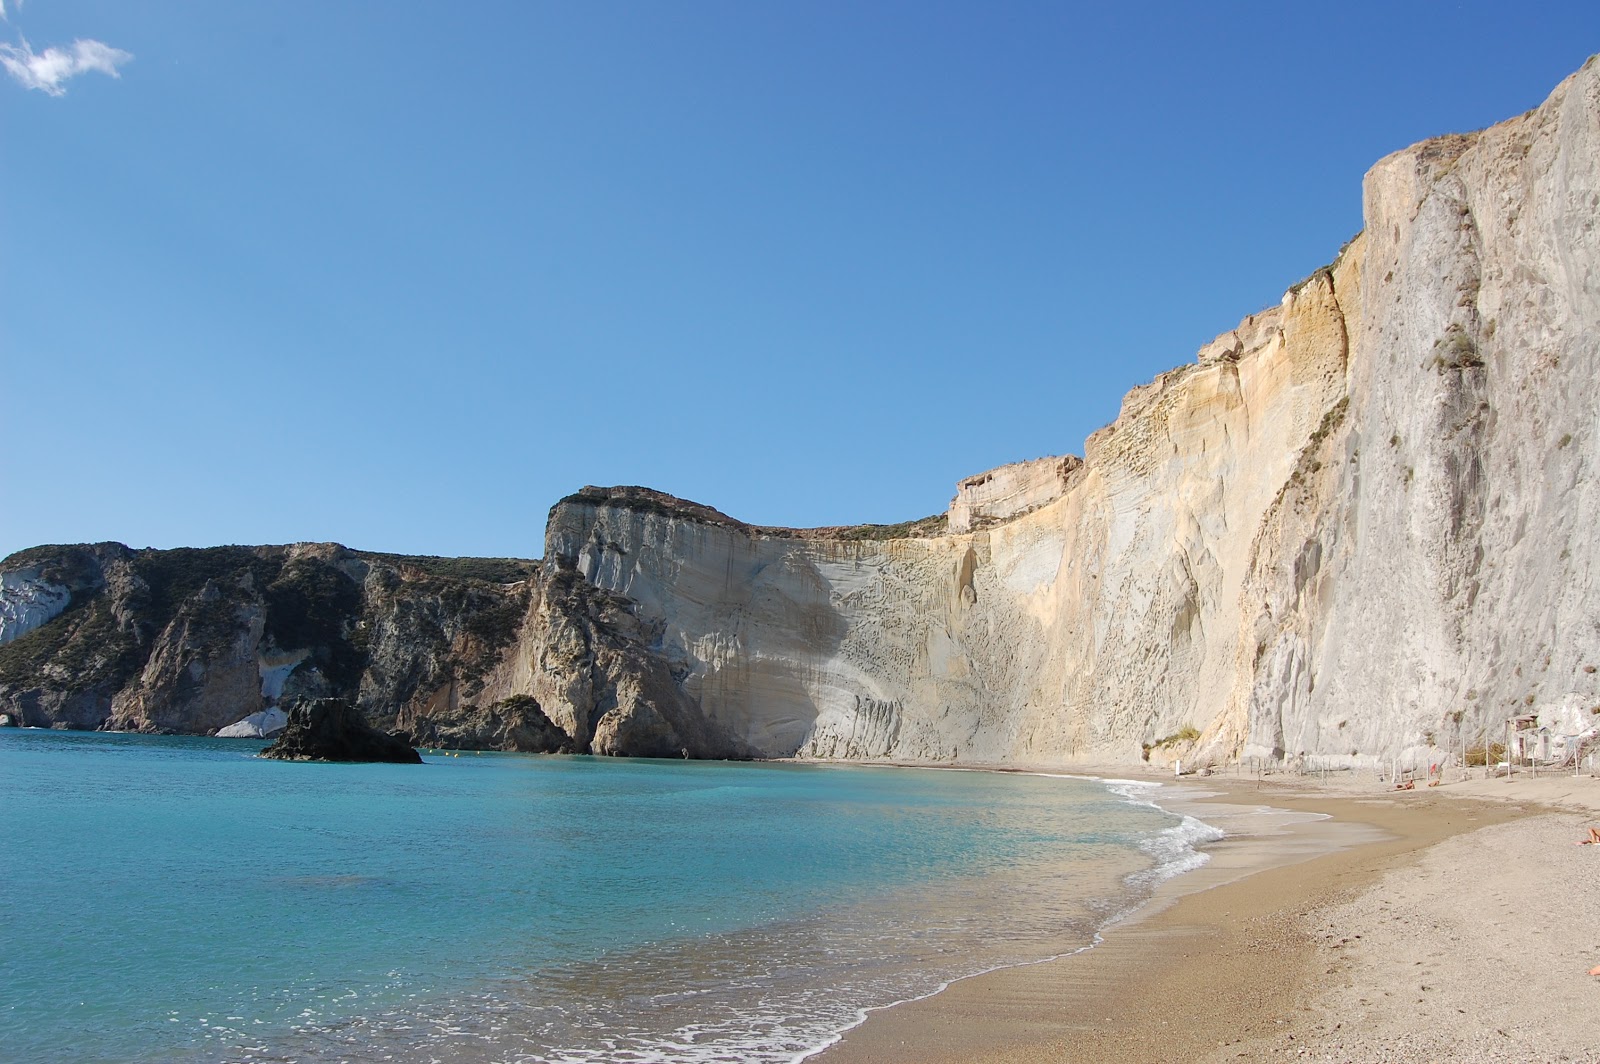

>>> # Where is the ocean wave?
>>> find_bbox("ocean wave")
[1101,779,1227,888]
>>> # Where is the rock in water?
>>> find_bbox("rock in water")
[260,698,423,764]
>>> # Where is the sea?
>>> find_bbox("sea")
[0,728,1222,1064]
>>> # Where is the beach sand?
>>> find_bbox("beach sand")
[814,770,1600,1064]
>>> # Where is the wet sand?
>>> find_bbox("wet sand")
[813,770,1600,1064]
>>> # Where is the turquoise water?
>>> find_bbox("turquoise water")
[0,729,1201,1063]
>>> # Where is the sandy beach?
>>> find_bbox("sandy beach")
[814,768,1600,1064]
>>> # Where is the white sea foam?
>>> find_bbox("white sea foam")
[1101,778,1226,887]
[1128,812,1228,886]
[784,933,1106,1064]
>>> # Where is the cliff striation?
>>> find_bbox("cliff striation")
[5,58,1597,766]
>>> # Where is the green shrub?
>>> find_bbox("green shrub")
[360,553,536,584]
[0,592,138,687]
[463,590,529,650]
[264,558,365,688]
[1428,324,1484,371]
[132,547,277,631]
[832,514,949,541]
[1150,725,1201,750]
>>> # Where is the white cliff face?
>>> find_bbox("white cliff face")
[259,650,310,702]
[0,569,72,645]
[947,455,1082,533]
[544,249,1348,764]
[1239,57,1600,768]
[528,58,1600,767]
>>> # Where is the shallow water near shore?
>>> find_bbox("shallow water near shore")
[0,730,1209,1063]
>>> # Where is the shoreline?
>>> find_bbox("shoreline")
[812,767,1600,1064]
[13,733,1598,1061]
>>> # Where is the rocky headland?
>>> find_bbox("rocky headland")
[4,58,1598,771]
[0,543,534,743]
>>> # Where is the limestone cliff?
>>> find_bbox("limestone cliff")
[512,58,1600,768]
[532,245,1349,765]
[5,58,1596,767]
[947,455,1082,534]
[1236,57,1600,769]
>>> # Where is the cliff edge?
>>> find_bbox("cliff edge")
[497,57,1600,769]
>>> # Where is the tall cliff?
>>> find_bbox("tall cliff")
[1236,57,1600,767]
[5,59,1596,766]
[507,57,1600,768]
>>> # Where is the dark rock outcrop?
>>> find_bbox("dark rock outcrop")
[260,697,422,764]
[400,694,573,753]
[528,562,758,760]
[0,543,534,740]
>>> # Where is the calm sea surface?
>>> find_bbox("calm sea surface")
[0,729,1215,1063]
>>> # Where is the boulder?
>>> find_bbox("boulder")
[216,706,289,739]
[260,697,422,764]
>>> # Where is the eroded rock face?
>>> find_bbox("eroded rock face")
[534,247,1354,764]
[510,562,756,759]
[260,698,421,764]
[0,544,142,730]
[0,569,73,646]
[0,544,537,742]
[947,455,1082,534]
[1235,58,1600,770]
[4,59,1597,768]
[399,695,571,753]
[522,59,1600,768]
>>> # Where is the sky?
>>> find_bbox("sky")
[3,2,1597,561]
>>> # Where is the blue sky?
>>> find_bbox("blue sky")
[3,3,1596,561]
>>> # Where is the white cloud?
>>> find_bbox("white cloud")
[1,37,132,95]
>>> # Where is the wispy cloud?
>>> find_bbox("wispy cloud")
[1,36,131,95]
